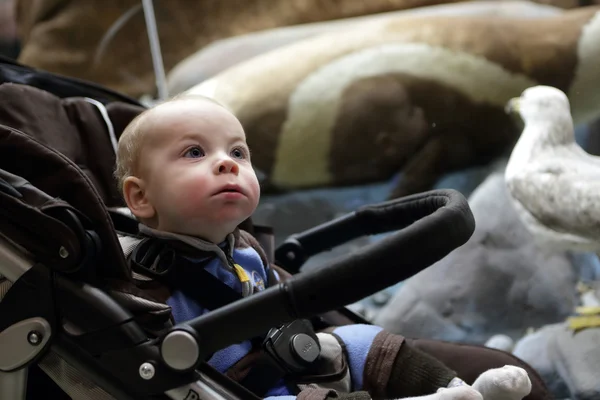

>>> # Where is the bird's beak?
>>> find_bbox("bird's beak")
[505,97,521,115]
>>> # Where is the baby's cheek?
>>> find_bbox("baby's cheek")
[171,185,209,216]
[245,175,261,204]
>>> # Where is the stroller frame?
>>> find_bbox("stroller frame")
[0,59,552,399]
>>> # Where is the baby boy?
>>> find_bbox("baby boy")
[115,94,532,400]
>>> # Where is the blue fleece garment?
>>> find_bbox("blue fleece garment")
[166,246,270,372]
[332,324,383,391]
[166,244,380,399]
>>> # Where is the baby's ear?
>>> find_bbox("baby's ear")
[122,176,156,220]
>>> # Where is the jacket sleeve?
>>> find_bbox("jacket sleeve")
[333,326,457,398]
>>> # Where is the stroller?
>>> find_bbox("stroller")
[0,58,553,400]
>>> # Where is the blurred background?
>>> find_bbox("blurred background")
[2,1,600,397]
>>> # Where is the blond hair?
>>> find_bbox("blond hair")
[114,94,229,193]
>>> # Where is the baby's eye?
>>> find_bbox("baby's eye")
[184,146,205,158]
[231,147,247,159]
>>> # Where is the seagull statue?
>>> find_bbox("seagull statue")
[504,85,600,253]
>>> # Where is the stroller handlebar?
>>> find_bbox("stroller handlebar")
[275,189,471,273]
[175,189,475,362]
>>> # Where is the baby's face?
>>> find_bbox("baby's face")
[135,99,260,241]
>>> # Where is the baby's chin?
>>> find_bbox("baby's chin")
[179,216,250,241]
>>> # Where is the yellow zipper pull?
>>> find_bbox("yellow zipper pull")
[233,263,250,283]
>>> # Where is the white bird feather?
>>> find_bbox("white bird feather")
[505,85,600,252]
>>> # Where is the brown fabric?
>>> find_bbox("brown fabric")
[104,276,174,336]
[363,331,457,398]
[0,168,83,271]
[0,113,130,281]
[252,224,275,263]
[237,228,270,270]
[363,330,406,398]
[406,338,554,400]
[106,101,145,142]
[0,83,124,207]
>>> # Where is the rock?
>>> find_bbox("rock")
[484,334,515,352]
[377,283,471,342]
[373,171,580,344]
[514,323,600,399]
[513,324,571,398]
[568,252,600,284]
[552,326,600,399]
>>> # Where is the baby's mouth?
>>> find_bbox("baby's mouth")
[214,184,244,196]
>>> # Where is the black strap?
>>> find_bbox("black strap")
[130,238,245,311]
[130,238,289,397]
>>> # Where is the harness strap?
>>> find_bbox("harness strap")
[129,238,290,397]
[130,238,247,313]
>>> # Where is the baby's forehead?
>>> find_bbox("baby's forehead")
[141,98,245,143]
[147,97,220,121]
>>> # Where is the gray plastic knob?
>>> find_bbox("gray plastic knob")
[290,333,320,365]
[161,330,199,371]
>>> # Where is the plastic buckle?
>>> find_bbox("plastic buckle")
[262,319,321,374]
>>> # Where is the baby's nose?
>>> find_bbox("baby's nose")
[215,157,239,175]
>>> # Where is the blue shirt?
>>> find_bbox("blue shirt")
[165,241,380,399]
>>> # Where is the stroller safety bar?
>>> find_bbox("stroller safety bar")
[163,189,475,367]
[0,189,474,399]
[275,189,471,273]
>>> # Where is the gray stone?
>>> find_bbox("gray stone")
[551,326,600,399]
[513,324,570,398]
[373,172,580,344]
[513,323,600,399]
[484,334,514,352]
